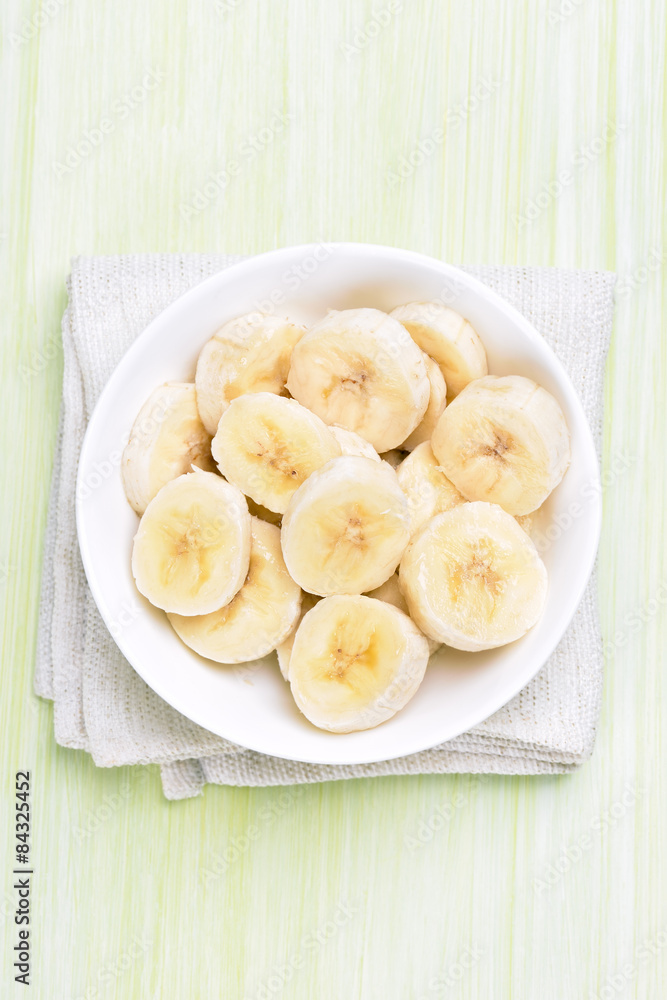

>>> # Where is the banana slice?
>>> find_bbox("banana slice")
[211,392,341,514]
[286,307,429,452]
[399,501,548,651]
[281,456,411,596]
[276,592,321,680]
[366,574,441,656]
[132,471,251,615]
[121,383,216,515]
[328,424,381,462]
[396,442,466,537]
[431,375,570,516]
[288,595,430,733]
[390,302,487,397]
[401,354,447,451]
[195,312,305,434]
[168,517,301,663]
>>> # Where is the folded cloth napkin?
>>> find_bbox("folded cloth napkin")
[35,254,615,799]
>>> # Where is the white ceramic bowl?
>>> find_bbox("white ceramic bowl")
[77,243,601,765]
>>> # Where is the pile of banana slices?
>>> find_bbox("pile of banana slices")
[122,304,570,734]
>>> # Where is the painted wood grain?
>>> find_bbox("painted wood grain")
[1,0,665,997]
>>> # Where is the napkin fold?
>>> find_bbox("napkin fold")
[35,253,615,799]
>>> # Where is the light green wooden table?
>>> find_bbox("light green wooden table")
[2,1,665,996]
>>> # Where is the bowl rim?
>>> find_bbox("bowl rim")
[76,241,601,764]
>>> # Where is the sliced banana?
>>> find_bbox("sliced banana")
[281,456,411,596]
[131,471,251,615]
[396,441,466,537]
[401,354,447,451]
[399,501,548,651]
[211,392,341,514]
[328,424,381,462]
[288,595,430,733]
[195,313,305,434]
[121,383,216,515]
[276,592,321,680]
[431,375,570,516]
[168,517,301,663]
[390,302,487,397]
[286,307,429,452]
[366,574,440,656]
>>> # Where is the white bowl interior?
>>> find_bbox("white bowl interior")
[77,243,600,765]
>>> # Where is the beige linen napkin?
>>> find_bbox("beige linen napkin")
[35,253,615,799]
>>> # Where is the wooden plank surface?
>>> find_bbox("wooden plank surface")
[1,0,666,996]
